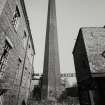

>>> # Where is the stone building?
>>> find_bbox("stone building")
[73,27,105,105]
[0,0,35,105]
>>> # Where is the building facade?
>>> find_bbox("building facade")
[41,0,61,102]
[73,27,105,105]
[0,0,35,105]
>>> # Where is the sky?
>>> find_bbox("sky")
[24,0,105,74]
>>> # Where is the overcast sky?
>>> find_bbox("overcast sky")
[24,0,105,74]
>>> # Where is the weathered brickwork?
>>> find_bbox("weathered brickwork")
[0,0,35,105]
[82,28,105,75]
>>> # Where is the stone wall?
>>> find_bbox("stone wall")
[73,27,105,105]
[0,0,35,105]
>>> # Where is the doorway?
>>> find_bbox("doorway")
[89,77,105,105]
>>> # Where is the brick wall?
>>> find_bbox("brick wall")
[0,0,35,105]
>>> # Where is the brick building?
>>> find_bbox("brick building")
[0,0,35,105]
[73,27,105,105]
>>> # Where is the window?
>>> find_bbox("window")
[0,39,12,73]
[12,6,20,30]
[23,31,27,49]
[25,67,27,70]
[28,44,30,48]
[101,51,105,58]
[23,31,27,38]
[18,57,22,63]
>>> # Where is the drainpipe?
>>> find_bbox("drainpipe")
[17,34,30,105]
[27,54,35,102]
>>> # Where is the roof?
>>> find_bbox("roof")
[72,28,82,54]
[20,0,35,54]
[72,26,105,54]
